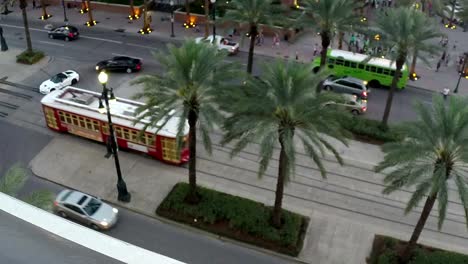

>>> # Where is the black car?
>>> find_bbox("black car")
[95,56,142,73]
[48,26,79,41]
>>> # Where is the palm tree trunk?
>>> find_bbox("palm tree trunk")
[272,135,288,228]
[246,24,257,74]
[338,32,344,50]
[142,0,148,29]
[320,30,330,69]
[86,0,94,23]
[410,50,418,76]
[185,109,199,204]
[401,193,438,263]
[185,0,190,24]
[20,0,33,53]
[381,57,405,127]
[129,0,135,18]
[40,0,48,18]
[204,0,209,37]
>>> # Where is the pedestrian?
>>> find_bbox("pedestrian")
[313,43,318,56]
[388,0,392,7]
[445,53,450,66]
[442,87,450,100]
[259,31,264,45]
[349,34,355,47]
[441,50,446,61]
[295,51,299,61]
[272,33,280,48]
[32,0,36,9]
[436,60,442,72]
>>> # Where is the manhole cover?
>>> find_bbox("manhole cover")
[115,28,125,33]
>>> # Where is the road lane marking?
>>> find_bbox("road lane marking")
[126,43,156,50]
[111,53,143,60]
[80,36,123,44]
[38,40,64,47]
[0,23,48,32]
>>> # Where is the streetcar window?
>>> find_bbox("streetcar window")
[115,127,123,138]
[79,117,85,127]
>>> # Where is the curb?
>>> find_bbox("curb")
[29,164,310,264]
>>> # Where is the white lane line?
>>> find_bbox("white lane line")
[111,53,143,60]
[126,43,156,50]
[80,36,123,44]
[0,23,48,32]
[38,40,65,47]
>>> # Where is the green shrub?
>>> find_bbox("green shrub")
[93,0,144,6]
[410,248,468,264]
[339,115,403,143]
[377,249,398,264]
[157,183,307,256]
[16,50,44,65]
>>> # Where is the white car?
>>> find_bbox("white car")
[195,35,240,55]
[40,70,80,94]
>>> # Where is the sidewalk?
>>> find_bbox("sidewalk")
[6,4,467,95]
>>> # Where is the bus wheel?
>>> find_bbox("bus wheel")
[368,80,380,89]
[312,67,319,73]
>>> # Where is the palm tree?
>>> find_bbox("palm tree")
[300,0,360,69]
[221,0,274,74]
[19,0,33,53]
[132,40,240,203]
[221,61,348,228]
[0,164,54,211]
[375,96,468,263]
[373,7,440,127]
[407,9,442,78]
[458,0,468,32]
[40,0,50,19]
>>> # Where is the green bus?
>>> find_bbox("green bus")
[312,49,409,89]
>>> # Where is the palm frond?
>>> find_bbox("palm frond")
[0,164,28,196]
[22,190,55,211]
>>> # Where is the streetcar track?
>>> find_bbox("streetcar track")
[205,131,462,196]
[195,166,468,241]
[196,149,468,226]
[0,101,19,110]
[0,88,33,100]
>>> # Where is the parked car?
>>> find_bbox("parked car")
[324,94,367,115]
[322,76,369,100]
[195,35,240,55]
[53,189,119,230]
[95,56,142,73]
[48,25,79,41]
[39,70,80,94]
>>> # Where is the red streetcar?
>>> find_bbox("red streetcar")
[41,86,189,165]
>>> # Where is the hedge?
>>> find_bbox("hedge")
[157,183,308,256]
[368,235,468,264]
[339,115,404,144]
[16,50,44,65]
[92,0,144,6]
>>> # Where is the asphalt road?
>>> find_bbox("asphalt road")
[0,210,121,264]
[0,16,437,124]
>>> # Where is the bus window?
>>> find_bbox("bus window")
[370,66,377,72]
[390,70,395,76]
[350,62,357,68]
[383,69,390,75]
[376,68,383,74]
[344,61,350,67]
[365,65,370,71]
[336,59,344,66]
[358,64,364,69]
[328,65,334,69]
[327,58,335,64]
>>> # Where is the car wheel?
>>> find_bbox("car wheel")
[48,34,54,39]
[324,85,332,91]
[351,109,360,116]
[65,37,70,42]
[368,80,380,89]
[126,68,132,73]
[58,211,67,218]
[71,79,78,85]
[50,88,56,93]
[90,224,100,231]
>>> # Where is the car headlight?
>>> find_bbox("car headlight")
[363,81,368,85]
[100,221,108,226]
[95,66,99,70]
[112,208,118,213]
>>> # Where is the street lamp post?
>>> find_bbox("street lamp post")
[210,0,216,43]
[98,72,131,203]
[454,52,468,94]
[0,26,8,52]
[62,0,68,23]
[170,0,175,38]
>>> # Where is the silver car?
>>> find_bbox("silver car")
[53,189,119,230]
[322,76,369,100]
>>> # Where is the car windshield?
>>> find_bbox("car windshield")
[50,74,65,83]
[83,198,102,215]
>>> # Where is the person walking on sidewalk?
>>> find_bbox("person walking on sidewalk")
[445,53,450,67]
[32,0,36,9]
[436,59,442,72]
[442,87,450,100]
[313,43,318,56]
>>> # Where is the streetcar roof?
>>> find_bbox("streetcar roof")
[329,49,407,70]
[40,86,188,137]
